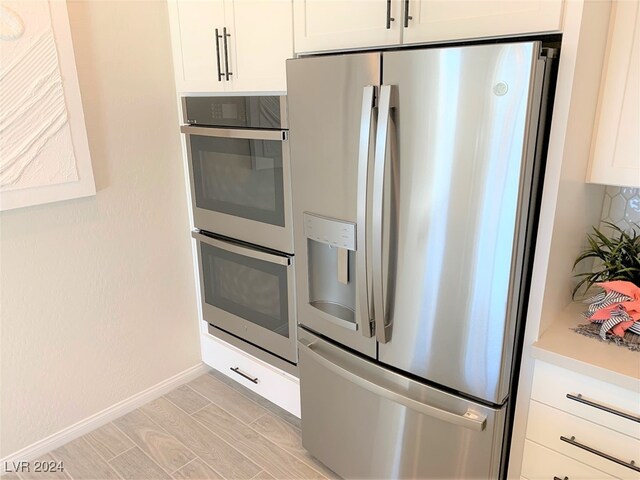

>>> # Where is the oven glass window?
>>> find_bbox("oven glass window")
[201,242,290,338]
[190,135,285,226]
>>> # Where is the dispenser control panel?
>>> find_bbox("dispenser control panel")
[303,213,356,251]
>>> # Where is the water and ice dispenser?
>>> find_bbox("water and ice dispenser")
[303,213,357,329]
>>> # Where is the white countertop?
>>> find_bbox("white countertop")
[532,302,640,391]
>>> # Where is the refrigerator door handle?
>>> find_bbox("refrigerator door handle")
[372,84,392,343]
[299,339,488,431]
[356,86,376,338]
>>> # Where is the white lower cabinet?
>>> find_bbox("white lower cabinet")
[200,333,301,417]
[522,361,640,480]
[522,440,616,480]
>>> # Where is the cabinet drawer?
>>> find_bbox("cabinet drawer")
[531,361,640,438]
[200,333,300,417]
[527,401,640,479]
[522,439,616,480]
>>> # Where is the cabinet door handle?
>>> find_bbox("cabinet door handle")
[214,28,223,81]
[560,435,640,472]
[553,477,568,480]
[566,393,640,423]
[223,27,233,81]
[230,367,258,384]
[386,0,394,28]
[403,0,412,27]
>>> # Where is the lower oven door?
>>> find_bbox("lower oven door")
[298,328,505,479]
[193,231,297,364]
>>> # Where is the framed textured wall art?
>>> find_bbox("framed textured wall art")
[0,0,95,211]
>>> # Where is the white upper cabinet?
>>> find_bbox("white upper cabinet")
[293,0,402,53]
[293,0,563,53]
[402,1,563,44]
[168,0,293,93]
[588,0,640,188]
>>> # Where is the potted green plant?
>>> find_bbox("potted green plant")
[572,221,640,300]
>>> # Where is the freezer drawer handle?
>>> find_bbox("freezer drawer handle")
[566,393,640,423]
[560,435,640,472]
[299,340,487,431]
[230,367,258,384]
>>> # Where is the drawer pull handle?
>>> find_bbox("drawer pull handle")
[230,367,258,384]
[553,477,568,480]
[566,393,640,423]
[560,435,640,472]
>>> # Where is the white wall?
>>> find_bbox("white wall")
[0,0,200,458]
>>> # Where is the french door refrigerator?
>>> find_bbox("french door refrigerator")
[286,41,556,479]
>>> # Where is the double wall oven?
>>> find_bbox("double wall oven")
[181,96,297,368]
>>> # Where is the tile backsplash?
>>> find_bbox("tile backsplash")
[600,186,640,232]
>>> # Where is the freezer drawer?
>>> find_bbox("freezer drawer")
[298,329,505,480]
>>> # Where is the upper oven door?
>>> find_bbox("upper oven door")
[193,231,297,364]
[182,126,294,254]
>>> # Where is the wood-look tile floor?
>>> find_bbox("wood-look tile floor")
[3,370,339,480]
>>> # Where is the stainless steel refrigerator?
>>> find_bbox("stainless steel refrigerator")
[286,41,556,479]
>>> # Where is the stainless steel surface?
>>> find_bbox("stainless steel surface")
[207,324,298,376]
[215,28,223,81]
[287,53,379,358]
[180,125,284,141]
[223,27,232,81]
[372,84,392,344]
[560,436,640,472]
[567,393,640,423]
[230,367,258,384]
[377,43,543,404]
[356,86,375,338]
[299,338,487,431]
[337,247,349,285]
[183,121,294,254]
[192,231,290,266]
[303,213,356,250]
[194,233,297,364]
[298,328,504,479]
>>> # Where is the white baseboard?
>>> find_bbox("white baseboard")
[1,362,209,471]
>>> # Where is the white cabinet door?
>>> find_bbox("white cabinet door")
[402,0,563,44]
[226,0,293,92]
[588,1,640,188]
[170,0,228,93]
[293,0,402,53]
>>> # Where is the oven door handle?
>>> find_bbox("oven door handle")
[192,231,291,266]
[180,125,286,141]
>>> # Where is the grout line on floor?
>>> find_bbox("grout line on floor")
[163,388,211,417]
[206,370,300,429]
[105,445,136,464]
[169,457,195,476]
[243,416,330,480]
[188,401,328,480]
[81,436,125,480]
[132,405,227,480]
